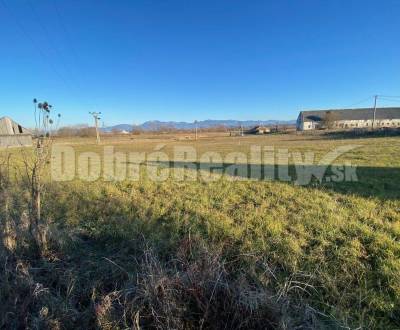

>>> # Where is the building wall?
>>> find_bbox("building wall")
[0,134,32,148]
[256,128,270,134]
[300,121,318,130]
[300,118,400,130]
[0,117,30,135]
[0,117,14,135]
[335,119,400,129]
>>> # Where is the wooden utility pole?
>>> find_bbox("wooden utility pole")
[89,111,101,144]
[372,95,378,129]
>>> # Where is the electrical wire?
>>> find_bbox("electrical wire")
[50,0,103,114]
[26,0,84,96]
[378,97,400,105]
[379,95,400,99]
[344,96,373,108]
[0,0,78,99]
[2,0,103,123]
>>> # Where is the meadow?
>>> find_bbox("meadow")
[1,131,399,329]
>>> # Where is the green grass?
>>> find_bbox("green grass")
[1,132,400,328]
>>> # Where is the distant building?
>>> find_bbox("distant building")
[245,125,271,134]
[297,107,400,131]
[0,116,32,147]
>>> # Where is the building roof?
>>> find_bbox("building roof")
[299,107,400,122]
[0,116,31,135]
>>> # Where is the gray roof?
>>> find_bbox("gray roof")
[299,107,400,122]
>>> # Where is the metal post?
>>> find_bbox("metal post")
[372,95,378,129]
[89,112,102,144]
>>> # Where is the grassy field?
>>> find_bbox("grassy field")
[1,131,400,329]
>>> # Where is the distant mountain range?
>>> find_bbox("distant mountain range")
[101,119,296,132]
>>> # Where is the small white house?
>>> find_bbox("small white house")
[297,107,400,131]
[245,126,271,134]
[0,117,32,147]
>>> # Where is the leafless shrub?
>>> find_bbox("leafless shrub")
[90,237,285,329]
[57,126,97,137]
[0,223,326,330]
[14,99,62,253]
[0,152,15,251]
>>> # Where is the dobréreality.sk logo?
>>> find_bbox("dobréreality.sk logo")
[51,145,359,184]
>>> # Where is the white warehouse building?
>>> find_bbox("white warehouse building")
[296,107,400,131]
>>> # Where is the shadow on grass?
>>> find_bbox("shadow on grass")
[322,129,400,140]
[282,129,400,141]
[148,161,400,200]
[0,224,287,329]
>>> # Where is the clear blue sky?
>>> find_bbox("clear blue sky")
[1,0,399,127]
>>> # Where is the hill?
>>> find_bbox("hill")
[101,119,296,132]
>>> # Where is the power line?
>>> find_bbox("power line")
[26,0,84,96]
[379,97,400,100]
[344,95,400,110]
[2,0,103,125]
[378,97,400,103]
[50,0,103,116]
[52,0,82,70]
[0,0,73,92]
[377,97,400,104]
[379,95,400,99]
[345,96,373,108]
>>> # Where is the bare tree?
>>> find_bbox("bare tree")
[321,111,338,129]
